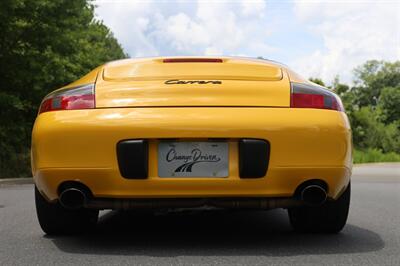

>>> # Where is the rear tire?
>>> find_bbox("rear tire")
[288,182,350,233]
[35,186,98,235]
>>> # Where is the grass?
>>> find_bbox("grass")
[354,148,400,164]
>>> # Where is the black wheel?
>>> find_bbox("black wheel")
[35,186,98,235]
[288,182,350,233]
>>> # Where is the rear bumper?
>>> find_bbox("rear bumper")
[32,107,352,201]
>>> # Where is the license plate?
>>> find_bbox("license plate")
[158,141,229,177]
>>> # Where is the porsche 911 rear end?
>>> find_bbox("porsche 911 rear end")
[32,57,352,235]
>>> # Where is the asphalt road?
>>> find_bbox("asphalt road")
[0,164,399,265]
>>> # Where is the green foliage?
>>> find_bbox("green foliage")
[0,0,399,177]
[329,60,400,162]
[351,107,400,154]
[352,60,400,107]
[309,77,325,86]
[0,0,126,177]
[354,149,400,164]
[378,87,400,124]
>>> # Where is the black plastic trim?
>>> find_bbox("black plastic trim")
[117,140,148,179]
[239,139,270,178]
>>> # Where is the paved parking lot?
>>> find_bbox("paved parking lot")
[0,164,399,265]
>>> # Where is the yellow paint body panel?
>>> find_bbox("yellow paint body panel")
[32,57,352,203]
[32,108,351,201]
[95,57,290,108]
[103,57,283,81]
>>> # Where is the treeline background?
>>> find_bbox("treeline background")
[0,0,399,177]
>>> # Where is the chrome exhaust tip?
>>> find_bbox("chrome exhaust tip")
[59,188,86,209]
[301,185,327,206]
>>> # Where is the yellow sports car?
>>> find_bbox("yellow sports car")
[32,57,352,235]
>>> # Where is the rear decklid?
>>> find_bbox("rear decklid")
[95,57,291,108]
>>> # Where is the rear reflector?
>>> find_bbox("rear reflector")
[163,58,223,63]
[39,84,95,114]
[290,83,344,111]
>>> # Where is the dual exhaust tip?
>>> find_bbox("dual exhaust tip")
[59,182,327,210]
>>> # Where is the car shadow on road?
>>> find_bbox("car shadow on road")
[48,209,384,257]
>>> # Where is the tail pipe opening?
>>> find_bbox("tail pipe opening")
[301,184,327,206]
[59,188,87,209]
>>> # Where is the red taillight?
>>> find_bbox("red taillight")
[163,58,223,63]
[39,84,95,114]
[291,93,325,109]
[290,83,344,111]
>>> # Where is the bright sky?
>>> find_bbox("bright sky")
[94,0,400,84]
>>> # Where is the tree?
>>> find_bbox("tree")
[350,60,400,153]
[309,77,325,86]
[0,0,126,177]
[351,106,400,154]
[307,61,400,155]
[331,76,350,96]
[352,60,400,107]
[378,87,400,124]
